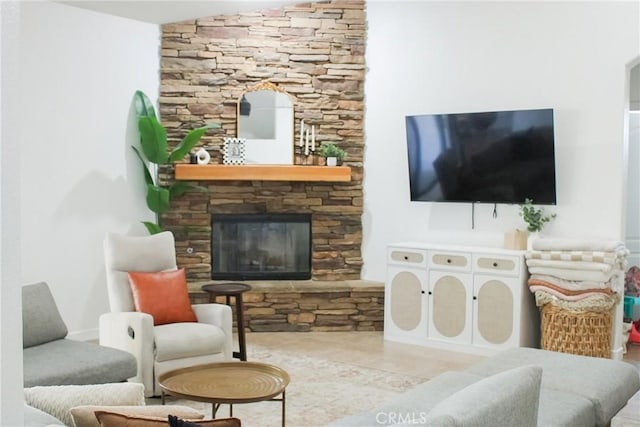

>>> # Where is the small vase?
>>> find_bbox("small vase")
[326,157,337,166]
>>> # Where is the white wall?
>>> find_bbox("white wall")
[362,1,640,281]
[19,1,159,337]
[1,1,25,423]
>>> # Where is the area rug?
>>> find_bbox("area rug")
[153,345,428,427]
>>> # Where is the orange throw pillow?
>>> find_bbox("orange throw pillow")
[127,269,197,326]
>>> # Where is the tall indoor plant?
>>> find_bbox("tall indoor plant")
[133,90,219,234]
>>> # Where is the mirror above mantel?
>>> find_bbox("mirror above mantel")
[237,81,294,165]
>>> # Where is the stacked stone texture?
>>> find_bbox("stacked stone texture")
[190,285,384,332]
[160,0,366,282]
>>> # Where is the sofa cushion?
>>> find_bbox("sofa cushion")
[22,282,68,348]
[154,322,227,362]
[327,371,485,426]
[465,347,640,426]
[128,269,197,326]
[23,339,137,387]
[70,405,204,427]
[24,383,145,426]
[537,388,595,427]
[421,365,542,427]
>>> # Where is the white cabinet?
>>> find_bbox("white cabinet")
[385,243,539,355]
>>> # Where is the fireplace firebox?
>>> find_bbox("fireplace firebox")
[211,214,311,280]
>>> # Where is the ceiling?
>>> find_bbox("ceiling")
[58,1,301,24]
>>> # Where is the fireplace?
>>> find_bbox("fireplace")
[211,213,312,280]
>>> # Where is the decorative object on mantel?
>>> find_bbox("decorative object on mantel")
[132,90,218,234]
[518,198,556,249]
[237,81,294,165]
[296,119,319,165]
[222,137,246,165]
[318,143,346,167]
[195,148,211,165]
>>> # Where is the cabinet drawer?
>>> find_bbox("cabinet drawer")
[473,254,520,275]
[429,251,471,271]
[388,248,427,267]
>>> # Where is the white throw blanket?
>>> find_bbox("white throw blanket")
[531,238,626,253]
[525,258,614,273]
[525,249,629,267]
[526,266,619,283]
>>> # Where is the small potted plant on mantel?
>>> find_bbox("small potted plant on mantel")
[318,143,346,166]
[519,198,557,249]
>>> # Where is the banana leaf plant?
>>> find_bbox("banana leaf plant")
[132,90,220,234]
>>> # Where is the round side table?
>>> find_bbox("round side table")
[202,282,252,361]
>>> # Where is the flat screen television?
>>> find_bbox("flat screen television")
[405,108,556,205]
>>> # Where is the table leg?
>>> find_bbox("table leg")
[161,391,165,405]
[230,403,233,417]
[212,403,221,418]
[282,390,286,427]
[236,295,247,361]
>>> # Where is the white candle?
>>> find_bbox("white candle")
[299,119,304,147]
[311,125,315,151]
[305,129,310,156]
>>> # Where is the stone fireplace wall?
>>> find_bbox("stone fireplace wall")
[159,0,366,282]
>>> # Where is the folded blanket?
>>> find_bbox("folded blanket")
[527,278,613,296]
[534,289,618,312]
[530,273,612,291]
[525,249,629,266]
[531,238,625,252]
[529,285,612,301]
[525,258,614,273]
[527,266,616,283]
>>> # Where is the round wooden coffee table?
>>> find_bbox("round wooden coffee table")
[158,362,290,426]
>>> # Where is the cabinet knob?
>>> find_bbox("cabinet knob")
[473,296,477,300]
[421,290,425,294]
[428,291,432,295]
[492,262,498,267]
[404,256,409,260]
[446,258,452,263]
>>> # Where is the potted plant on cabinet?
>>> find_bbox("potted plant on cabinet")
[133,90,220,234]
[318,143,346,166]
[519,198,557,249]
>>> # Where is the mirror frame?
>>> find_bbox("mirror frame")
[236,81,295,165]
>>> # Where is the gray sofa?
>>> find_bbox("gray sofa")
[22,282,137,387]
[330,347,640,427]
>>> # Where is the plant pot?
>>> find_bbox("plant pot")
[326,157,337,166]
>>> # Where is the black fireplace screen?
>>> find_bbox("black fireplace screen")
[211,214,311,280]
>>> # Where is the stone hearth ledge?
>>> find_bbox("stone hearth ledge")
[188,280,385,332]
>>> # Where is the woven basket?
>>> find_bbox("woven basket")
[540,303,611,358]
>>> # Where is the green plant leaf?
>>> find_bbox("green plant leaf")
[168,123,221,163]
[169,181,208,198]
[134,90,157,118]
[146,184,171,214]
[131,146,154,186]
[138,116,168,164]
[142,221,163,235]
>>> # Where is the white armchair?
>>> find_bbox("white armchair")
[99,231,232,397]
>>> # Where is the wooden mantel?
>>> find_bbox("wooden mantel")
[174,164,351,182]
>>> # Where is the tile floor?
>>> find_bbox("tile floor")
[244,331,640,425]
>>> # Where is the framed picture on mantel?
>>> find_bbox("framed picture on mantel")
[223,137,246,165]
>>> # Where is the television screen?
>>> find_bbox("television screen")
[405,108,556,205]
